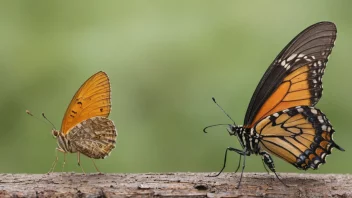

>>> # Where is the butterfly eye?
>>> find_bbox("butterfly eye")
[227,125,237,136]
[51,130,59,138]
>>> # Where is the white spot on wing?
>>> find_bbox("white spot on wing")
[318,116,324,123]
[298,54,305,58]
[311,109,318,114]
[287,54,297,62]
[321,153,327,159]
[318,61,322,66]
[322,125,327,131]
[281,60,286,66]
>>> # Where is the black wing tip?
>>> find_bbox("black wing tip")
[312,21,337,30]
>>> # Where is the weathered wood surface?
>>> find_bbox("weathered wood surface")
[0,173,350,197]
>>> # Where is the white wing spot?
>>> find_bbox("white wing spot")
[281,60,286,66]
[318,61,322,66]
[273,113,279,117]
[287,54,297,62]
[321,153,327,159]
[311,109,318,114]
[322,125,327,131]
[318,116,324,123]
[298,54,305,58]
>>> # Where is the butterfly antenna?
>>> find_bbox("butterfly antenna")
[26,110,50,126]
[212,97,237,126]
[203,124,231,133]
[42,112,57,129]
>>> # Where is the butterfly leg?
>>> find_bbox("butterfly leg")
[91,159,102,174]
[261,157,270,174]
[47,150,59,174]
[209,147,246,177]
[77,152,86,174]
[61,153,66,172]
[234,155,242,173]
[236,148,247,189]
[259,151,288,187]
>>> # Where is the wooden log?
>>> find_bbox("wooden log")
[0,173,350,197]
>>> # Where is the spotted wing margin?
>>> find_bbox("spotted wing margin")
[61,71,111,134]
[244,22,336,127]
[255,106,344,170]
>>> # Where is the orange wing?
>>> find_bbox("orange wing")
[256,106,344,170]
[250,65,314,127]
[61,71,111,134]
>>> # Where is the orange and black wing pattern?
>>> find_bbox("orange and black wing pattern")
[60,71,111,134]
[244,22,336,128]
[255,106,344,170]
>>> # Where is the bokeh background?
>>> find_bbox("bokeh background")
[0,1,351,174]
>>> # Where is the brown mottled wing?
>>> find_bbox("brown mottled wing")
[67,116,117,159]
[255,106,344,170]
[61,71,111,134]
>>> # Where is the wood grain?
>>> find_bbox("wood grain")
[0,173,350,197]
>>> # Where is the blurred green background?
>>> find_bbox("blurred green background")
[0,1,351,174]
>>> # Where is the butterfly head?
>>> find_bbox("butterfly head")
[51,129,60,138]
[227,124,243,136]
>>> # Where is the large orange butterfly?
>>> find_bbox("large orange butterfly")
[204,22,344,187]
[49,71,117,173]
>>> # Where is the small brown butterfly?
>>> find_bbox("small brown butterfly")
[48,71,117,173]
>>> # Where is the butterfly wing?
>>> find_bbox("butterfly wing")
[255,106,344,170]
[244,22,337,127]
[66,116,117,159]
[61,71,111,134]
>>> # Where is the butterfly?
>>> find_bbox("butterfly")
[204,22,344,187]
[49,71,117,173]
